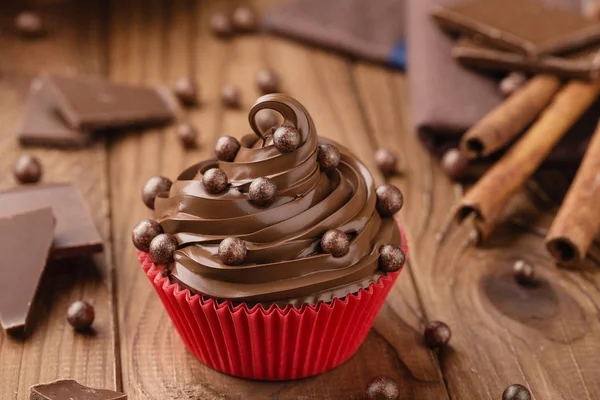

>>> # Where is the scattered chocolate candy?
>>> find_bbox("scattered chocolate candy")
[202,168,228,194]
[67,300,95,331]
[375,184,404,217]
[176,122,198,148]
[513,260,536,285]
[374,149,397,176]
[142,176,172,209]
[173,77,198,107]
[379,244,406,273]
[321,229,350,258]
[423,320,451,349]
[499,72,527,98]
[273,125,301,153]
[317,144,341,171]
[221,84,241,108]
[132,219,163,252]
[232,6,258,32]
[440,148,468,180]
[502,384,532,400]
[13,154,42,184]
[255,109,279,133]
[149,233,178,265]
[15,12,44,38]
[365,376,400,400]
[256,68,280,94]
[215,135,241,161]
[210,12,233,38]
[248,177,277,206]
[218,237,247,265]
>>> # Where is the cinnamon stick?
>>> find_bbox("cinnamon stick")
[546,120,600,267]
[460,75,561,159]
[457,79,600,239]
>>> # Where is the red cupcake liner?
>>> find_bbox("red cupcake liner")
[139,225,408,380]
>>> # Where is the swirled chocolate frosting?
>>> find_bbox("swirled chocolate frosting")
[154,94,402,306]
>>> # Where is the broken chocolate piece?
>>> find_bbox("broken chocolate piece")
[30,379,127,400]
[0,208,55,333]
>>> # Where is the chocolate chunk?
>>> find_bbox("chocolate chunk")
[379,244,406,273]
[317,144,341,171]
[210,12,233,38]
[66,300,95,331]
[142,176,172,210]
[0,208,54,334]
[423,320,451,349]
[215,136,241,161]
[15,12,44,38]
[176,122,198,148]
[232,6,258,32]
[13,154,42,184]
[365,376,400,400]
[132,219,162,252]
[256,69,280,94]
[221,84,241,108]
[0,184,102,259]
[440,148,468,180]
[499,72,527,98]
[273,125,301,153]
[321,229,350,257]
[218,237,247,265]
[202,168,228,194]
[513,260,536,285]
[502,384,532,400]
[375,184,404,217]
[374,148,397,176]
[149,233,178,265]
[30,379,127,400]
[248,177,277,206]
[255,109,280,134]
[173,77,198,107]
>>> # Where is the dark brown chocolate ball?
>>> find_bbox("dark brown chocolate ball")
[440,148,468,180]
[142,176,172,209]
[374,149,397,176]
[365,376,400,400]
[202,168,228,194]
[67,300,95,331]
[255,109,279,134]
[256,68,280,94]
[221,84,241,108]
[149,233,178,265]
[15,12,44,38]
[232,6,258,32]
[375,184,403,217]
[218,237,247,265]
[132,220,163,252]
[499,72,527,98]
[513,260,536,285]
[321,229,350,258]
[177,122,198,148]
[173,77,198,107]
[424,320,451,349]
[13,154,42,184]
[210,12,233,38]
[248,177,277,206]
[317,144,341,171]
[273,125,301,153]
[215,136,241,161]
[379,244,406,273]
[502,384,532,400]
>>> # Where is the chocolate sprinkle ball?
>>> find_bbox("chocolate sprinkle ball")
[13,154,42,184]
[375,185,403,217]
[177,122,198,148]
[249,177,277,206]
[219,237,247,265]
[149,233,178,265]
[379,244,406,273]
[256,68,280,94]
[215,136,241,161]
[142,176,173,209]
[210,12,233,38]
[499,72,527,98]
[15,12,44,38]
[132,220,163,252]
[255,109,280,134]
[221,84,241,108]
[273,125,301,153]
[67,300,95,331]
[365,376,400,400]
[423,320,451,349]
[202,168,228,194]
[502,384,532,400]
[317,144,341,171]
[440,148,468,180]
[374,149,397,176]
[173,77,198,107]
[321,229,350,258]
[232,6,257,32]
[513,260,536,285]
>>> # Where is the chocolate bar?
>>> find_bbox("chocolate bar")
[30,379,127,400]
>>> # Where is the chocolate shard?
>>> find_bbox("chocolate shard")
[30,379,127,400]
[0,207,55,334]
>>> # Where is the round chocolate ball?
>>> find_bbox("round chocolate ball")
[177,122,198,148]
[15,12,44,38]
[256,68,280,94]
[67,300,95,331]
[273,125,301,153]
[513,260,536,286]
[499,72,527,98]
[210,12,233,38]
[142,176,172,210]
[13,154,42,184]
[132,219,163,252]
[423,320,451,349]
[321,229,350,258]
[149,233,178,265]
[215,136,241,161]
[375,184,404,217]
[365,376,400,400]
[379,244,406,273]
[173,77,198,107]
[221,84,241,108]
[374,148,397,176]
[232,6,257,32]
[248,177,277,206]
[317,144,341,171]
[255,109,279,134]
[202,168,228,194]
[440,148,468,180]
[502,384,532,400]
[218,237,247,265]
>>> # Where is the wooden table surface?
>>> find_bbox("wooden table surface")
[1,0,600,399]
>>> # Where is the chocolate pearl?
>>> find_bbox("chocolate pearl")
[215,135,241,161]
[15,12,44,38]
[375,184,404,217]
[142,176,172,209]
[440,148,468,180]
[210,12,233,38]
[67,300,95,331]
[256,68,280,94]
[513,260,536,285]
[365,376,400,400]
[379,244,406,273]
[221,84,241,108]
[499,72,527,98]
[321,229,350,258]
[423,320,451,349]
[375,149,397,176]
[149,233,178,265]
[13,154,42,184]
[173,77,198,107]
[248,177,277,206]
[255,109,279,134]
[177,122,198,148]
[232,6,257,32]
[202,168,228,194]
[502,384,532,400]
[218,237,247,265]
[273,125,301,153]
[132,219,163,252]
[317,144,341,171]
